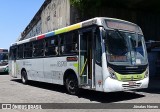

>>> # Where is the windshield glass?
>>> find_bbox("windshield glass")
[0,53,8,62]
[105,30,147,65]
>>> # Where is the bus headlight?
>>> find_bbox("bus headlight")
[108,67,117,79]
[145,67,149,78]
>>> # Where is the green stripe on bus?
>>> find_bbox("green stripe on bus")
[115,71,145,82]
[73,63,78,73]
[55,28,68,35]
[80,59,87,76]
[54,23,81,35]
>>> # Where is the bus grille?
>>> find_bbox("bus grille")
[116,68,145,74]
[122,82,141,89]
[108,64,147,75]
[121,78,141,82]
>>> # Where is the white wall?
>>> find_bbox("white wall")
[41,0,70,33]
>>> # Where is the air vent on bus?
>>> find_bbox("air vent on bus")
[122,82,141,90]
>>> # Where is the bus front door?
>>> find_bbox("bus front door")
[79,29,95,88]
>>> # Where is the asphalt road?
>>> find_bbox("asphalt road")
[0,73,160,112]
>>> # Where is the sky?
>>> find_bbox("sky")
[0,0,45,49]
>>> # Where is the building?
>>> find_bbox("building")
[19,0,79,41]
[19,0,160,42]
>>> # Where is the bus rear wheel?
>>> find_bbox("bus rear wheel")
[65,75,79,95]
[21,70,28,84]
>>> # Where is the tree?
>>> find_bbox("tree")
[70,0,103,20]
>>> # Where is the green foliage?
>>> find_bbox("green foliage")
[70,0,81,6]
[70,0,103,19]
[70,0,83,11]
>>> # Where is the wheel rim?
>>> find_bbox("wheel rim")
[22,71,27,83]
[67,77,78,94]
[22,76,25,83]
[68,80,76,90]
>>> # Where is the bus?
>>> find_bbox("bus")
[9,17,149,94]
[0,49,8,73]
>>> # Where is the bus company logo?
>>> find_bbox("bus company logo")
[2,104,12,109]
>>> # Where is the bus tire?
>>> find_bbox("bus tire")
[65,75,79,95]
[21,70,28,84]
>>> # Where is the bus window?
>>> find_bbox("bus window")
[60,34,65,54]
[71,31,78,53]
[17,44,24,59]
[33,40,44,57]
[9,46,17,60]
[24,42,33,58]
[60,31,78,55]
[45,36,58,56]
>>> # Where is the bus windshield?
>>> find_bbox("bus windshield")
[105,30,147,65]
[0,53,8,62]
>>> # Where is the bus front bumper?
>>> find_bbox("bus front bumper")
[0,65,8,73]
[103,77,149,92]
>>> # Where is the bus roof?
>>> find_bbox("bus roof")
[0,49,8,53]
[12,17,140,46]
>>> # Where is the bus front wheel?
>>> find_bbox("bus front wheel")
[65,75,79,95]
[21,70,28,84]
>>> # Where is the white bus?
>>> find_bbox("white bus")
[9,17,149,94]
[0,49,8,73]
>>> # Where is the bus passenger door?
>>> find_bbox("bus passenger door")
[79,28,96,88]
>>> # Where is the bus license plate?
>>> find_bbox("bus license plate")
[129,81,136,86]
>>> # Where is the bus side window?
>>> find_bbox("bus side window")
[24,42,32,58]
[45,36,58,56]
[60,31,78,55]
[10,46,17,60]
[71,31,78,53]
[17,44,24,59]
[60,35,65,55]
[33,40,44,57]
[95,30,102,64]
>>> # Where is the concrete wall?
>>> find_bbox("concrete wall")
[21,0,72,40]
[25,20,42,39]
[41,0,70,33]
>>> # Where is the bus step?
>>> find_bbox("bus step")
[81,75,87,77]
